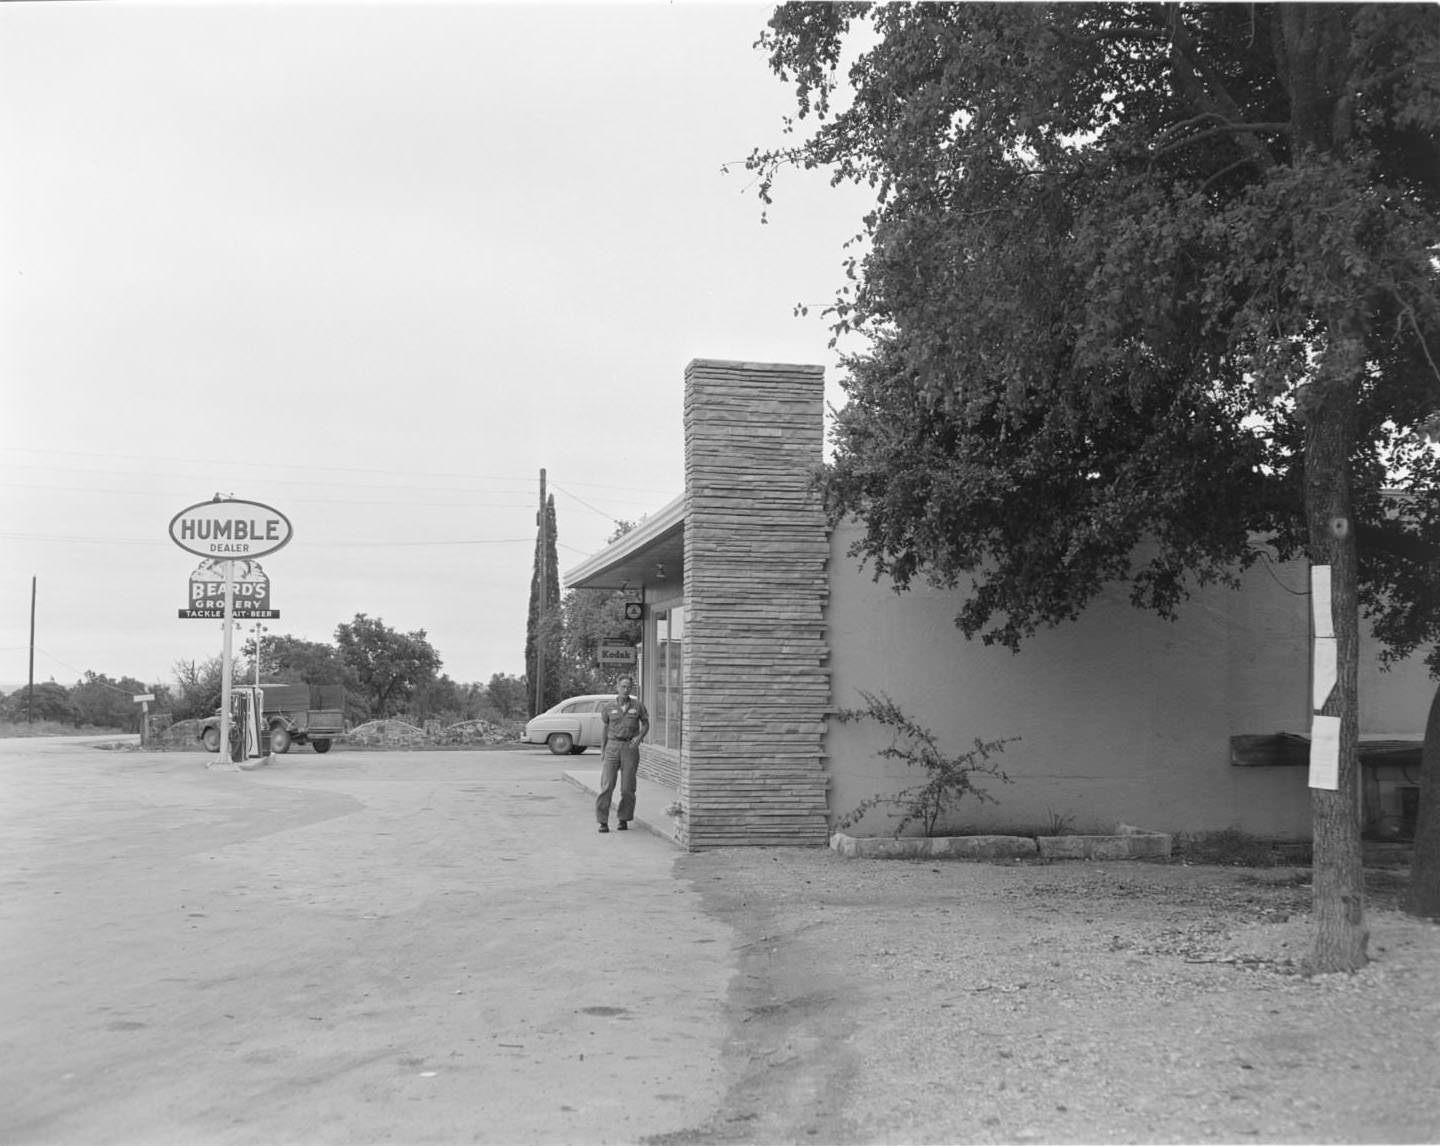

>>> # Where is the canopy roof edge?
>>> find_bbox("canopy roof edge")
[562,492,685,591]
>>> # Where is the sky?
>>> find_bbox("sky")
[0,0,876,693]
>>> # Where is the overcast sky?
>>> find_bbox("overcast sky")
[0,1,875,692]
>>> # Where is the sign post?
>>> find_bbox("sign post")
[132,692,155,747]
[220,562,235,761]
[169,498,292,767]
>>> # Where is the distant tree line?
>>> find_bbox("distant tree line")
[0,613,533,732]
[4,519,650,733]
[0,671,157,731]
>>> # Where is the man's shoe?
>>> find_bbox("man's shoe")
[617,821,629,831]
[598,823,609,833]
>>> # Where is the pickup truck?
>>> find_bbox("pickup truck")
[199,682,347,755]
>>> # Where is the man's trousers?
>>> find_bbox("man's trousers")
[596,739,639,824]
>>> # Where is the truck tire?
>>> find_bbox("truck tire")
[202,726,220,753]
[312,739,333,754]
[547,732,574,755]
[269,726,292,755]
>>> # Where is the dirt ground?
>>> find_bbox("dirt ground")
[6,737,1438,1144]
[660,851,1440,1146]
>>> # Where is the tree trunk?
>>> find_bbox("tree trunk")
[1303,345,1369,974]
[1403,682,1440,920]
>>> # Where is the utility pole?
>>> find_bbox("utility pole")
[535,468,547,716]
[26,575,35,724]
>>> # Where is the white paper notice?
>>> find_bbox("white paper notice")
[1313,636,1337,711]
[1309,714,1340,790]
[1311,565,1333,638]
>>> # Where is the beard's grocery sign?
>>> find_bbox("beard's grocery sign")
[169,498,292,559]
[179,559,279,620]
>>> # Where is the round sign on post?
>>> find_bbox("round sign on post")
[170,497,291,769]
[169,498,293,559]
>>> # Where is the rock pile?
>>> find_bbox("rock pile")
[346,719,428,747]
[431,719,512,745]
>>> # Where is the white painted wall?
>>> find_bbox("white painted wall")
[824,520,1434,840]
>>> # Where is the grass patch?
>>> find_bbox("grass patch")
[1174,827,1284,867]
[0,720,129,738]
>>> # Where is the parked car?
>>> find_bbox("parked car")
[522,694,612,755]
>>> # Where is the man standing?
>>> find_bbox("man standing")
[596,676,649,833]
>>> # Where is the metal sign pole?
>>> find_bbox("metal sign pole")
[217,560,235,763]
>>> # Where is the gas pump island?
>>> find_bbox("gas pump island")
[169,497,293,766]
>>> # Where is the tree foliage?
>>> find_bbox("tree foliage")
[484,672,530,721]
[69,671,151,731]
[558,589,642,698]
[407,673,483,724]
[169,656,231,722]
[0,680,77,724]
[753,2,1440,971]
[248,633,353,689]
[526,493,563,716]
[334,613,443,719]
[558,520,641,697]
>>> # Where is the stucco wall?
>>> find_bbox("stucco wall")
[825,520,1434,840]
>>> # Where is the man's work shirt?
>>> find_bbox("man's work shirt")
[600,696,648,742]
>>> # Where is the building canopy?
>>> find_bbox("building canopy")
[562,493,684,592]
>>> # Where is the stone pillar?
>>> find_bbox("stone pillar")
[680,359,831,847]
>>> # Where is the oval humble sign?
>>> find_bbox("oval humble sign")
[169,499,293,559]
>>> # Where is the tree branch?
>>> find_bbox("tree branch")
[1403,305,1440,389]
[1152,120,1292,159]
[1165,3,1279,171]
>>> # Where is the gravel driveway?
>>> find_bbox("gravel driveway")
[662,850,1440,1145]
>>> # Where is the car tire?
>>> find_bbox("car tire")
[548,732,574,755]
[269,726,292,755]
[312,739,332,754]
[202,727,220,753]
[568,744,587,755]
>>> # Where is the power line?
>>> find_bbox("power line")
[0,531,534,548]
[551,482,638,526]
[0,446,678,497]
[0,482,539,509]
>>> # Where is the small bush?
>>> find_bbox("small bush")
[834,690,1016,837]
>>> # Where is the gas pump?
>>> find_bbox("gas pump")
[229,685,267,763]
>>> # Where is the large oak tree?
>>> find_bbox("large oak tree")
[752,2,1440,970]
[335,613,443,720]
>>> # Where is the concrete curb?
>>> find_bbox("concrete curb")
[1037,832,1172,860]
[559,764,1173,860]
[831,830,1172,861]
[830,833,1038,859]
[561,769,685,849]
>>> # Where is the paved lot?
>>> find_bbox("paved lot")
[0,738,732,1145]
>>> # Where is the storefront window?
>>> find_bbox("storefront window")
[651,605,684,750]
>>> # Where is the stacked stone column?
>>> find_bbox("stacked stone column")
[679,360,831,847]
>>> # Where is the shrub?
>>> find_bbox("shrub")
[834,690,1016,837]
[1174,826,1281,867]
